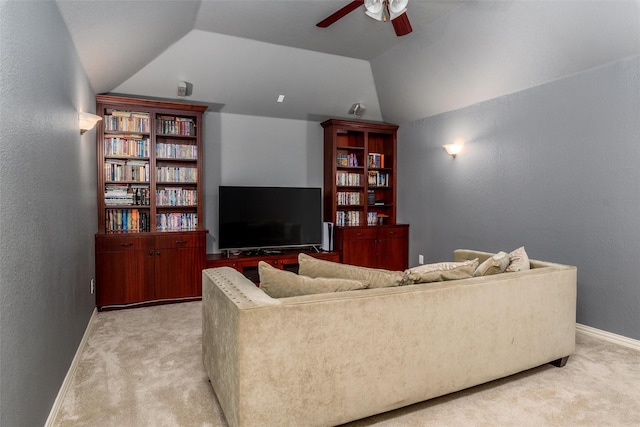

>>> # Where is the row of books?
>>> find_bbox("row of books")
[157,116,196,136]
[337,191,361,206]
[336,211,360,227]
[155,142,197,159]
[336,172,362,187]
[368,153,386,169]
[366,212,389,226]
[368,190,376,205]
[104,111,150,133]
[156,187,197,207]
[368,171,390,187]
[105,209,151,232]
[104,135,149,157]
[104,184,151,206]
[104,160,149,182]
[156,166,197,183]
[337,153,359,167]
[156,213,198,231]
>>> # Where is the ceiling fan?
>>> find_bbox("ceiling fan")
[317,0,412,37]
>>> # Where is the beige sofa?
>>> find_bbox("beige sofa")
[202,249,577,427]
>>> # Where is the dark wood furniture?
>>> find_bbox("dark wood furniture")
[94,95,208,310]
[207,251,341,284]
[96,231,206,309]
[322,119,409,271]
[335,224,408,271]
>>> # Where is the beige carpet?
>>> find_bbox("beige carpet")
[52,301,640,427]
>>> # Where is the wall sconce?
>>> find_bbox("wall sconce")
[79,112,102,135]
[443,143,463,158]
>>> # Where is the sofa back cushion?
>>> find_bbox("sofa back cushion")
[258,261,368,298]
[405,258,479,283]
[473,251,510,277]
[298,253,408,288]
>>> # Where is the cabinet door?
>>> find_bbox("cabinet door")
[155,246,202,299]
[342,228,378,267]
[376,227,409,271]
[96,249,155,307]
[154,234,205,299]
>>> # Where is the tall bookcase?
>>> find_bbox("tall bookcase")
[321,119,409,271]
[95,95,208,310]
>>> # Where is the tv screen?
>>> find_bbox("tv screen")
[218,186,322,251]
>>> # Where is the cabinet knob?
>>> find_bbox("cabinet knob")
[157,250,161,256]
[175,240,188,244]
[120,242,134,247]
[149,251,153,256]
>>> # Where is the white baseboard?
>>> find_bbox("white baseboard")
[45,308,98,427]
[576,323,640,351]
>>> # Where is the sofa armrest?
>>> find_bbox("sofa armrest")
[201,267,280,427]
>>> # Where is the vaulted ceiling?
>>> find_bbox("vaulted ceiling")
[56,0,640,124]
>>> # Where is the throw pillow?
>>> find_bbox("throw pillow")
[405,258,479,283]
[473,251,510,277]
[298,253,409,288]
[258,261,368,298]
[506,246,530,272]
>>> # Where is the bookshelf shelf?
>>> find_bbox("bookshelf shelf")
[95,94,208,310]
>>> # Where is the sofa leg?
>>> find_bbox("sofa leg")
[550,356,569,367]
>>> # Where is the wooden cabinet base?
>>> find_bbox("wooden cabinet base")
[95,230,207,310]
[335,224,409,271]
[206,250,341,284]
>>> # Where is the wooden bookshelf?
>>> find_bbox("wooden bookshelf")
[95,95,208,309]
[321,118,409,270]
[322,118,399,226]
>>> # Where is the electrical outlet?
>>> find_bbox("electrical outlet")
[419,254,424,264]
[90,279,95,295]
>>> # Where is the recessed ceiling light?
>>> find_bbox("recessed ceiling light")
[277,94,285,103]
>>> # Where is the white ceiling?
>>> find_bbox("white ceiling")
[56,0,640,124]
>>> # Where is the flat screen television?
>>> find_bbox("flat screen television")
[218,186,322,251]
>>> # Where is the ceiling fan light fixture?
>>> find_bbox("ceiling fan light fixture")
[364,0,383,13]
[389,0,408,12]
[365,8,385,21]
[389,0,408,20]
[364,0,384,21]
[389,8,407,20]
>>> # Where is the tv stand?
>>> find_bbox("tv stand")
[206,249,340,284]
[262,249,283,255]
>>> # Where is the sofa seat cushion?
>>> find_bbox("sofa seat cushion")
[298,253,408,288]
[406,258,479,283]
[258,261,368,298]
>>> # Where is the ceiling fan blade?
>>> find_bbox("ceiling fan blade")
[392,12,412,36]
[316,1,364,28]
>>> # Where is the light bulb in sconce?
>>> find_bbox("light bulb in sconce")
[443,143,463,158]
[79,112,102,135]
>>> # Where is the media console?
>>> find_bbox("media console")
[206,250,340,284]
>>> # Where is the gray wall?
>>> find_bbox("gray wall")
[202,112,324,253]
[0,2,97,425]
[397,55,640,340]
